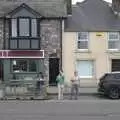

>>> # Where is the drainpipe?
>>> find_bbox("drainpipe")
[2,17,6,82]
[60,18,62,70]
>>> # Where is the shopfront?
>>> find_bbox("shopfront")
[0,50,45,97]
[0,50,44,81]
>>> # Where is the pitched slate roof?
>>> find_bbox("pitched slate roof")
[0,0,69,17]
[65,0,120,32]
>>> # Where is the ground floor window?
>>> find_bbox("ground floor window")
[112,59,120,72]
[76,60,94,78]
[11,59,37,73]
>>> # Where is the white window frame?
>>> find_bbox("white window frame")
[77,32,89,50]
[76,60,94,78]
[108,32,120,51]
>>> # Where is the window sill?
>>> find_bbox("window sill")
[75,49,91,53]
[106,49,120,53]
[80,76,96,80]
[11,72,38,74]
[10,37,40,39]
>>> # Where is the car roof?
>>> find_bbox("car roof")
[105,72,120,75]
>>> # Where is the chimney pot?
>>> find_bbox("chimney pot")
[112,0,120,12]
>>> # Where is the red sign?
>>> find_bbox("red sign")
[0,50,44,58]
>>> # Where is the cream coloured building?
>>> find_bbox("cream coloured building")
[62,0,120,87]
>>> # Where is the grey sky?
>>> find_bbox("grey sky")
[72,0,112,4]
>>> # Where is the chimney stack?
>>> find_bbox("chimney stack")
[112,0,120,12]
[66,0,72,15]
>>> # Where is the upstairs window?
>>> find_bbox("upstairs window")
[32,19,37,37]
[10,18,39,49]
[11,18,37,37]
[12,19,17,37]
[19,18,29,36]
[108,32,120,50]
[77,32,89,50]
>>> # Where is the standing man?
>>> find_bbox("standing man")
[70,71,80,100]
[56,70,64,100]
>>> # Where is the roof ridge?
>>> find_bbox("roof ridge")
[74,0,111,8]
[75,0,88,6]
[100,0,111,4]
[65,0,120,32]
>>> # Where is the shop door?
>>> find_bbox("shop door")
[112,59,120,72]
[0,60,3,81]
[49,58,59,86]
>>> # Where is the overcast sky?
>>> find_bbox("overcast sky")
[72,0,112,4]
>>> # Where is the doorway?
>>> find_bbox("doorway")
[112,59,120,72]
[0,60,3,81]
[49,58,59,86]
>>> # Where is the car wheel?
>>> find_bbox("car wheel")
[109,87,119,99]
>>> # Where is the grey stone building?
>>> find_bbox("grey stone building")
[0,0,71,95]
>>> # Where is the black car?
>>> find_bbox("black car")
[98,72,120,99]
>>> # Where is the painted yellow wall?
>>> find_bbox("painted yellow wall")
[62,32,76,85]
[62,32,114,87]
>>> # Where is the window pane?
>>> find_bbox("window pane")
[32,19,37,37]
[78,32,89,49]
[108,32,119,41]
[108,32,120,49]
[11,19,17,37]
[12,60,37,73]
[19,40,30,49]
[76,61,94,78]
[19,19,29,36]
[10,39,17,49]
[108,41,120,49]
[31,40,39,49]
[12,60,27,72]
[112,59,120,72]
[78,32,88,41]
[78,41,88,49]
[29,60,37,72]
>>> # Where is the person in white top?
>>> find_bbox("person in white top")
[70,71,80,100]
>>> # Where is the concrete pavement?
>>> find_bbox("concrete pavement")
[1,87,98,100]
[48,86,98,95]
[48,87,99,100]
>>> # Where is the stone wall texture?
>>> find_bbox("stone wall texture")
[40,20,61,83]
[0,20,4,49]
[0,19,62,83]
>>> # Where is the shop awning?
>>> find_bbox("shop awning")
[0,50,44,58]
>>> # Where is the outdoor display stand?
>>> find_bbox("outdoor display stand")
[2,78,46,100]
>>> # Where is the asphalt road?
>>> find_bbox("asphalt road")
[0,96,120,120]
